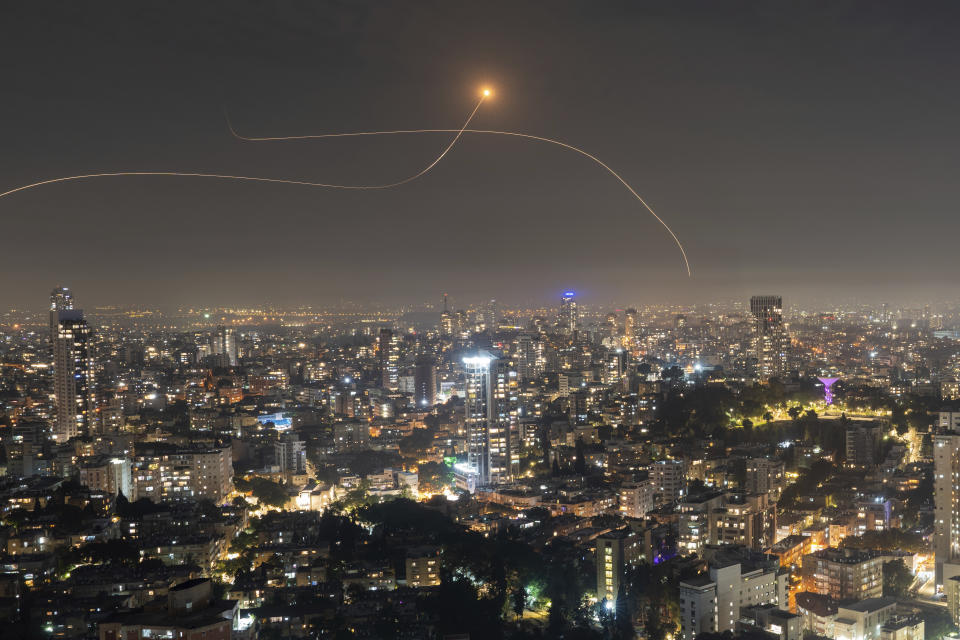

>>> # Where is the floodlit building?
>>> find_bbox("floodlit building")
[463,351,519,486]
[78,455,133,497]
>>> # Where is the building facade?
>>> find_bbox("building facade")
[51,288,97,442]
[463,352,519,486]
[750,295,786,380]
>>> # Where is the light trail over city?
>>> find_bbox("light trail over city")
[0,93,486,198]
[227,118,692,277]
[0,86,691,277]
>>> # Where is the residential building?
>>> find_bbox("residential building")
[463,351,519,486]
[800,548,883,601]
[596,529,643,604]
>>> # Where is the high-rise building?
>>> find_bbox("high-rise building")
[210,325,238,366]
[413,356,437,407]
[49,286,73,335]
[51,287,97,442]
[560,291,578,334]
[623,308,637,345]
[935,433,960,585]
[515,334,545,381]
[463,351,519,486]
[750,295,786,380]
[484,299,499,331]
[439,294,453,338]
[379,328,399,390]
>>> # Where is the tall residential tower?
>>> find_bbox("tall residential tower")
[463,351,520,486]
[50,287,97,441]
[749,295,786,380]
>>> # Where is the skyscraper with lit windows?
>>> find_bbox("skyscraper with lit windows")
[50,287,96,441]
[379,328,399,390]
[623,307,637,346]
[560,291,578,334]
[463,351,519,486]
[934,433,960,586]
[439,294,453,338]
[750,295,786,379]
[210,325,238,366]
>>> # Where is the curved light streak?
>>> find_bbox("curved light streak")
[227,123,691,276]
[0,97,485,202]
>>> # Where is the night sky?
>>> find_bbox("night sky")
[2,1,959,309]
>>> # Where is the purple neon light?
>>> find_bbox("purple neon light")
[818,377,839,405]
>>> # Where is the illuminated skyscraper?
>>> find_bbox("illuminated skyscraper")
[463,351,519,486]
[515,334,546,381]
[749,295,786,380]
[50,287,96,441]
[379,328,399,390]
[560,291,578,333]
[623,308,637,345]
[439,294,453,338]
[210,325,238,366]
[49,286,73,335]
[484,299,499,331]
[935,433,960,585]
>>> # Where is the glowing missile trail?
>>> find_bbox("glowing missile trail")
[227,121,691,277]
[0,87,691,276]
[0,95,486,202]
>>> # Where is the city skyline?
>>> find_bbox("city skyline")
[4,4,960,639]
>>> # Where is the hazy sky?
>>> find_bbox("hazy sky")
[2,1,959,310]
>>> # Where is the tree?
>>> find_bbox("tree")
[547,598,567,637]
[247,477,290,508]
[882,559,913,597]
[762,411,774,424]
[613,583,635,639]
[512,586,526,621]
[787,406,802,421]
[574,437,587,475]
[841,530,926,554]
[922,607,957,640]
